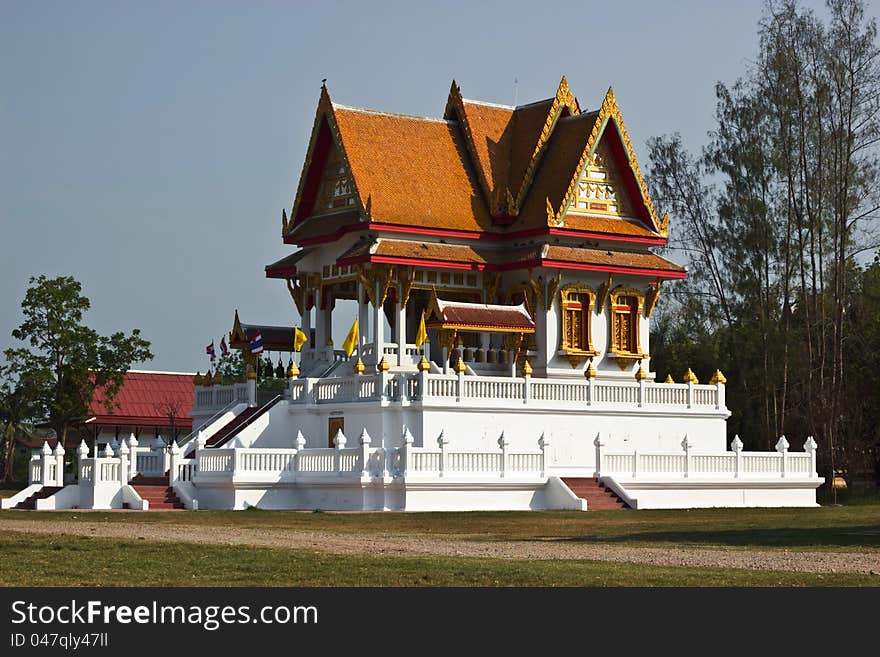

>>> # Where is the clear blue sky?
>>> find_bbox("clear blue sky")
[1,0,870,373]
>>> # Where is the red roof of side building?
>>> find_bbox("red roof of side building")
[88,371,194,430]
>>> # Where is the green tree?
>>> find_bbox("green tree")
[1,275,153,449]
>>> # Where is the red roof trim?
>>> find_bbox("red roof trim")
[339,254,685,279]
[289,220,666,248]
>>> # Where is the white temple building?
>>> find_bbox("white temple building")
[4,78,823,512]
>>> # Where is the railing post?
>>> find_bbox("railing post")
[101,442,114,483]
[118,441,129,486]
[455,368,463,403]
[40,441,52,486]
[128,433,139,481]
[687,381,694,409]
[333,429,346,475]
[379,370,391,403]
[593,432,605,478]
[498,432,509,478]
[633,450,639,479]
[437,431,448,477]
[539,433,550,478]
[523,364,532,405]
[162,438,171,475]
[418,370,429,402]
[804,436,818,477]
[169,441,181,484]
[231,444,240,477]
[731,435,743,479]
[77,440,89,483]
[53,441,65,487]
[400,428,414,478]
[775,435,789,478]
[682,435,692,478]
[638,379,645,407]
[359,429,372,482]
[294,430,306,476]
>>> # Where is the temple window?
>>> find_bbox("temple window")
[559,285,597,354]
[609,287,645,356]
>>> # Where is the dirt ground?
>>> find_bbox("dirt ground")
[2,517,879,575]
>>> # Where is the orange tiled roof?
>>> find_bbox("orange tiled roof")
[285,80,664,243]
[338,238,685,277]
[333,106,495,232]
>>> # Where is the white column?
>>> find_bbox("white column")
[118,442,129,486]
[396,298,406,367]
[498,432,509,478]
[359,429,372,483]
[776,435,789,478]
[373,280,385,365]
[437,431,448,478]
[53,442,65,487]
[539,433,550,478]
[731,435,743,478]
[593,433,604,478]
[127,434,139,481]
[169,441,181,484]
[40,441,52,486]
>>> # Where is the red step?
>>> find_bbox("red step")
[14,486,63,510]
[561,477,628,510]
[131,484,185,510]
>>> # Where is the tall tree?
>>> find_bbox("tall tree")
[2,275,153,448]
[648,0,880,478]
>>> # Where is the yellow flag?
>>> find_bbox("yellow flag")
[415,311,427,348]
[293,327,308,352]
[342,319,359,357]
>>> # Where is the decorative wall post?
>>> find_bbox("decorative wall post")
[169,441,181,484]
[40,441,52,486]
[118,441,129,486]
[359,429,372,482]
[128,433,139,481]
[683,368,698,408]
[101,442,114,484]
[635,361,647,407]
[437,431,448,477]
[710,369,727,410]
[417,366,430,401]
[53,441,65,487]
[523,360,532,405]
[77,440,89,483]
[455,359,465,402]
[294,430,306,476]
[682,435,692,478]
[775,435,789,478]
[400,427,414,478]
[593,433,605,478]
[731,435,743,479]
[109,437,119,456]
[585,360,596,406]
[498,432,509,478]
[333,429,346,475]
[539,432,550,478]
[161,437,171,474]
[804,436,818,477]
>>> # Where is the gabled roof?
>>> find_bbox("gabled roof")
[337,237,686,279]
[283,79,667,245]
[427,297,535,333]
[89,371,194,430]
[230,309,298,352]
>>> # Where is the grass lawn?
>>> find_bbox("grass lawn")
[4,504,880,552]
[0,530,875,587]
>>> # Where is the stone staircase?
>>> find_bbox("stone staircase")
[14,486,64,510]
[130,475,184,510]
[561,477,629,510]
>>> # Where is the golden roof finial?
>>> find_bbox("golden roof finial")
[377,356,391,373]
[635,364,648,381]
[288,361,300,378]
[664,374,674,384]
[682,368,699,384]
[709,369,727,385]
[418,355,431,372]
[522,359,533,376]
[353,357,365,375]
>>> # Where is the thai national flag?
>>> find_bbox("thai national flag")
[249,331,264,354]
[206,341,216,360]
[220,336,228,356]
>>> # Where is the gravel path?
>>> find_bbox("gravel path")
[2,517,879,575]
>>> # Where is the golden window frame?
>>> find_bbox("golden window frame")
[559,284,598,356]
[608,286,645,357]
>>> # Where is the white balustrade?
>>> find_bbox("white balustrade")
[596,436,819,480]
